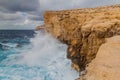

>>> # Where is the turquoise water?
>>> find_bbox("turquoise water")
[0,30,78,80]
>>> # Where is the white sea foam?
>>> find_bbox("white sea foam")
[0,31,79,80]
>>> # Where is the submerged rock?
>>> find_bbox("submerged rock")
[37,4,120,80]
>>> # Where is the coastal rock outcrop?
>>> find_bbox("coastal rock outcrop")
[83,36,120,80]
[35,25,45,31]
[37,4,120,80]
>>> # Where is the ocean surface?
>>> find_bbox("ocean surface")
[0,30,78,80]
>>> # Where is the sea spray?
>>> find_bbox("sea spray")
[0,31,79,80]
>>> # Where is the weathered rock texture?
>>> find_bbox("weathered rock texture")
[83,36,120,80]
[37,4,120,80]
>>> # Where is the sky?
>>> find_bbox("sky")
[0,0,120,29]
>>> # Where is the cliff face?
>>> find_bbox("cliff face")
[43,4,120,72]
[84,36,120,80]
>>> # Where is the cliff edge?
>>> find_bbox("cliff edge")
[37,4,120,80]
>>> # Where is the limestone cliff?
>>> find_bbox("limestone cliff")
[37,4,120,80]
[43,4,120,70]
[83,36,120,80]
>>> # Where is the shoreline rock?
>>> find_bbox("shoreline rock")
[37,4,120,80]
[84,36,120,80]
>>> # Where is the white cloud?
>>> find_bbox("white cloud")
[0,12,24,21]
[0,19,42,29]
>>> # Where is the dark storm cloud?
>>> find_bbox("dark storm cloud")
[0,0,41,21]
[0,0,40,12]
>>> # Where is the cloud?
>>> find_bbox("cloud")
[0,0,40,12]
[0,20,43,29]
[40,0,120,10]
[0,12,24,21]
[27,13,42,21]
[0,0,41,22]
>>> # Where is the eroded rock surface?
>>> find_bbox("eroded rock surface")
[36,4,120,80]
[83,36,120,80]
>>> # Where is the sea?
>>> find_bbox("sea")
[0,30,78,80]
